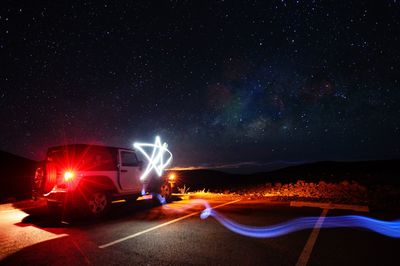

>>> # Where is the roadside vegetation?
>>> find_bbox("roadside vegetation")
[175,180,400,210]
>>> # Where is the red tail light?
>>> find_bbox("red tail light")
[64,171,75,181]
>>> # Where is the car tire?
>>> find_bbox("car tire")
[85,189,111,218]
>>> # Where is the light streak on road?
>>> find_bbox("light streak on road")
[201,209,400,238]
[156,195,400,239]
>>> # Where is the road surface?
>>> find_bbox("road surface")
[0,195,399,265]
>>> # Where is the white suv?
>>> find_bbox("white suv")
[32,144,171,217]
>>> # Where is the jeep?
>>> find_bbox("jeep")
[32,144,172,217]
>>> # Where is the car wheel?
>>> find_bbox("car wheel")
[86,190,110,217]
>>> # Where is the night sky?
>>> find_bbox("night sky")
[1,1,399,171]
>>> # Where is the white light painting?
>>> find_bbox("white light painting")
[133,136,173,181]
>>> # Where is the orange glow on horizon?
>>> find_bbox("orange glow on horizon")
[167,166,205,171]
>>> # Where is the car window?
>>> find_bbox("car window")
[47,146,117,171]
[90,149,115,169]
[121,151,138,166]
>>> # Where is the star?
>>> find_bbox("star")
[133,136,173,181]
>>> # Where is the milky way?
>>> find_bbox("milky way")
[1,1,399,169]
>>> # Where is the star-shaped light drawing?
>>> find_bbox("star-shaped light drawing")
[133,136,173,181]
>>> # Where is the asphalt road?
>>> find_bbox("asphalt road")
[0,196,399,265]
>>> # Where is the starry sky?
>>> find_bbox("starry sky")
[1,1,399,171]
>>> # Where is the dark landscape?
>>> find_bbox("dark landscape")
[171,159,400,190]
[2,149,399,209]
[0,150,37,202]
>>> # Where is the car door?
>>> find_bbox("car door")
[118,150,142,192]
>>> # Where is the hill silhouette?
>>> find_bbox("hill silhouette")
[169,159,400,192]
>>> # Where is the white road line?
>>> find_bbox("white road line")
[99,199,241,249]
[290,201,369,212]
[295,208,329,266]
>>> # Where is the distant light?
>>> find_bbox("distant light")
[168,173,175,181]
[134,136,173,181]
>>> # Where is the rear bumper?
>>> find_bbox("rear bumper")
[33,187,68,204]
[35,186,87,209]
[44,190,67,203]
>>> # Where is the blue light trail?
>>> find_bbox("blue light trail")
[156,195,400,239]
[201,208,400,238]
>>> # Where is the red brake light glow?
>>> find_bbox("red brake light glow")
[64,171,75,181]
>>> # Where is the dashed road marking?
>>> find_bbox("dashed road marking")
[99,199,241,249]
[295,208,329,266]
[290,201,369,212]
